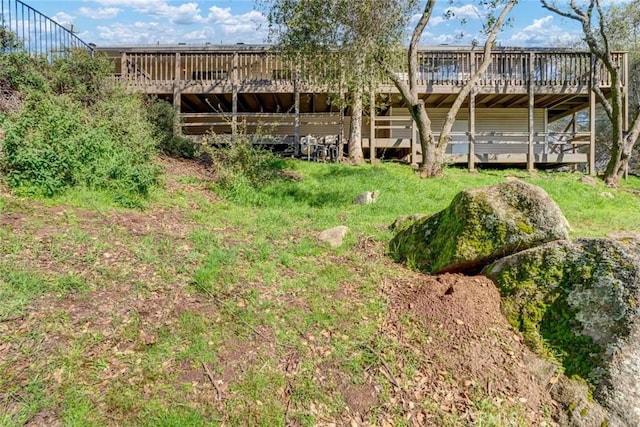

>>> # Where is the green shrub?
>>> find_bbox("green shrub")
[0,50,50,94]
[50,49,113,105]
[202,132,286,204]
[145,98,197,158]
[0,48,163,208]
[1,90,160,207]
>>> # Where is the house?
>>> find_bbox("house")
[97,44,630,173]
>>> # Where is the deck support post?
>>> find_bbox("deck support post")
[369,85,376,162]
[411,113,418,167]
[173,52,182,135]
[623,52,629,179]
[589,88,596,176]
[232,52,239,139]
[120,52,127,80]
[468,88,476,172]
[527,52,535,172]
[294,74,300,157]
[339,86,345,160]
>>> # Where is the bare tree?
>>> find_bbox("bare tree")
[542,0,640,185]
[263,0,517,176]
[383,0,516,177]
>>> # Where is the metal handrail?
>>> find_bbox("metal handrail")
[1,0,93,57]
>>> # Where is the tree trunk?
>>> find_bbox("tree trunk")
[348,87,364,163]
[410,101,443,177]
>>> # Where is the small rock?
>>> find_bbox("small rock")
[317,226,349,248]
[600,191,614,199]
[580,175,598,186]
[353,190,379,205]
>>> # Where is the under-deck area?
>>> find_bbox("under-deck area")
[98,45,629,172]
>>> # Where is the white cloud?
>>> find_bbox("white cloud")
[93,0,202,24]
[78,7,121,20]
[444,4,483,21]
[205,7,267,41]
[52,12,75,28]
[510,15,582,46]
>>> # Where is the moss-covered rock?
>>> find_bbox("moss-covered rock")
[485,238,640,426]
[389,179,570,274]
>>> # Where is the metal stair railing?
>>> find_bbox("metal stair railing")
[1,0,93,58]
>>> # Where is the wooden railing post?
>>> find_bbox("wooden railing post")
[527,51,535,172]
[232,51,239,138]
[173,52,182,135]
[120,52,127,80]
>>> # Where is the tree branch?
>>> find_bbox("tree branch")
[593,85,613,121]
[541,0,582,22]
[408,0,435,91]
[438,0,517,148]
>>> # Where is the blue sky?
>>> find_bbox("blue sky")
[22,0,589,47]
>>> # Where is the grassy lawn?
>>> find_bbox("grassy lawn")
[2,159,640,426]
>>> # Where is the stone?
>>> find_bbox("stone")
[485,238,640,426]
[600,191,615,199]
[353,191,379,205]
[318,226,350,248]
[580,175,598,186]
[389,179,570,274]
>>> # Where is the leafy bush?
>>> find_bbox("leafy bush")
[50,49,113,105]
[1,87,160,208]
[145,98,197,158]
[0,44,163,208]
[202,132,286,204]
[0,50,50,94]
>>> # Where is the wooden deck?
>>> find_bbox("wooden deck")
[97,45,629,172]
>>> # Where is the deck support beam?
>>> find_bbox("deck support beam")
[411,110,418,167]
[370,85,376,162]
[173,52,182,135]
[623,52,629,179]
[589,88,596,176]
[468,89,476,172]
[527,52,535,172]
[294,75,300,156]
[232,52,238,138]
[121,52,127,80]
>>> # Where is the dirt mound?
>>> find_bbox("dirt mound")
[384,273,558,425]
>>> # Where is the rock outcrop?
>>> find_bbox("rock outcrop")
[389,180,570,274]
[485,238,640,427]
[318,226,349,248]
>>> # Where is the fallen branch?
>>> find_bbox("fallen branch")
[201,361,222,401]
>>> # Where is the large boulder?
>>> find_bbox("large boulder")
[485,237,640,426]
[389,179,570,274]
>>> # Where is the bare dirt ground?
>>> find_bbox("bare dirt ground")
[0,157,561,426]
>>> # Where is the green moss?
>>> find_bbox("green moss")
[516,220,534,234]
[490,244,604,385]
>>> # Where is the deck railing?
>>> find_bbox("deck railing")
[116,48,626,90]
[1,0,93,57]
